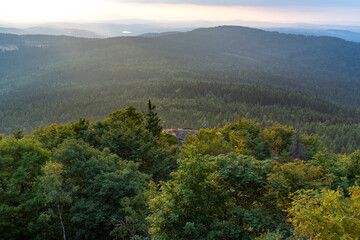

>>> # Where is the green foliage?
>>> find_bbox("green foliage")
[32,106,178,181]
[70,118,92,140]
[300,134,323,161]
[111,182,156,239]
[98,108,156,167]
[52,139,150,240]
[38,161,75,240]
[145,100,163,138]
[0,104,360,239]
[346,151,360,185]
[0,137,51,239]
[254,140,272,160]
[268,160,325,214]
[182,128,232,157]
[1,28,360,154]
[257,231,286,240]
[310,151,350,191]
[148,151,277,239]
[160,132,178,146]
[263,125,294,160]
[221,119,262,156]
[288,184,360,239]
[302,122,360,154]
[70,161,148,240]
[13,106,170,239]
[222,119,261,145]
[268,161,324,194]
[220,119,279,160]
[12,128,24,140]
[256,230,305,240]
[182,120,320,162]
[107,106,144,126]
[31,123,75,150]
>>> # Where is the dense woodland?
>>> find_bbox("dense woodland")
[1,26,360,153]
[1,27,360,238]
[0,105,359,239]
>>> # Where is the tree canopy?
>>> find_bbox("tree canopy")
[0,105,359,239]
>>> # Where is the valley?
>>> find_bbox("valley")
[1,26,360,153]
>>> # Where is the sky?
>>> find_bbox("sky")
[1,0,360,25]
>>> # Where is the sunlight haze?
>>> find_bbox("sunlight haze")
[1,0,360,25]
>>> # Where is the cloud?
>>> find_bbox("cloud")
[109,0,360,7]
[1,0,359,25]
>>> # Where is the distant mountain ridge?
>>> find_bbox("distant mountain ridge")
[0,23,194,38]
[265,28,360,43]
[2,22,360,42]
[1,25,360,106]
[0,27,24,35]
[1,25,360,153]
[0,26,101,38]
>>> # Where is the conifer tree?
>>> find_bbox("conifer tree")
[145,100,162,138]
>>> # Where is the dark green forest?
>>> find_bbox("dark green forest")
[1,26,360,154]
[1,106,359,239]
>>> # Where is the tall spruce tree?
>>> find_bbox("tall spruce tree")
[145,100,162,138]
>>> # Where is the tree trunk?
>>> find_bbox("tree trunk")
[57,204,66,240]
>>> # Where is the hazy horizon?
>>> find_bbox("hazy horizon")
[1,0,360,26]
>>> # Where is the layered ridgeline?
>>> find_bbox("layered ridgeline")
[1,26,360,153]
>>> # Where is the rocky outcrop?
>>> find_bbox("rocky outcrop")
[163,128,199,147]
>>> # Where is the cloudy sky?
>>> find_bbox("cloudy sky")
[1,0,360,25]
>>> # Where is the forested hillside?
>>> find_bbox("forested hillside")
[1,106,359,239]
[1,26,360,153]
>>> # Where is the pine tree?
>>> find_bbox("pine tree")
[145,100,162,138]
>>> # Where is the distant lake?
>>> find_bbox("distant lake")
[0,45,18,52]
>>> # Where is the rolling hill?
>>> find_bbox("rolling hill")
[0,26,360,152]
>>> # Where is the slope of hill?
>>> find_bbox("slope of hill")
[1,26,360,152]
[266,28,360,43]
[0,27,24,35]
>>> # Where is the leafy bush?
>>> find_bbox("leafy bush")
[288,183,360,239]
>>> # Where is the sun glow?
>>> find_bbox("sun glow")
[0,0,101,23]
[0,0,359,25]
